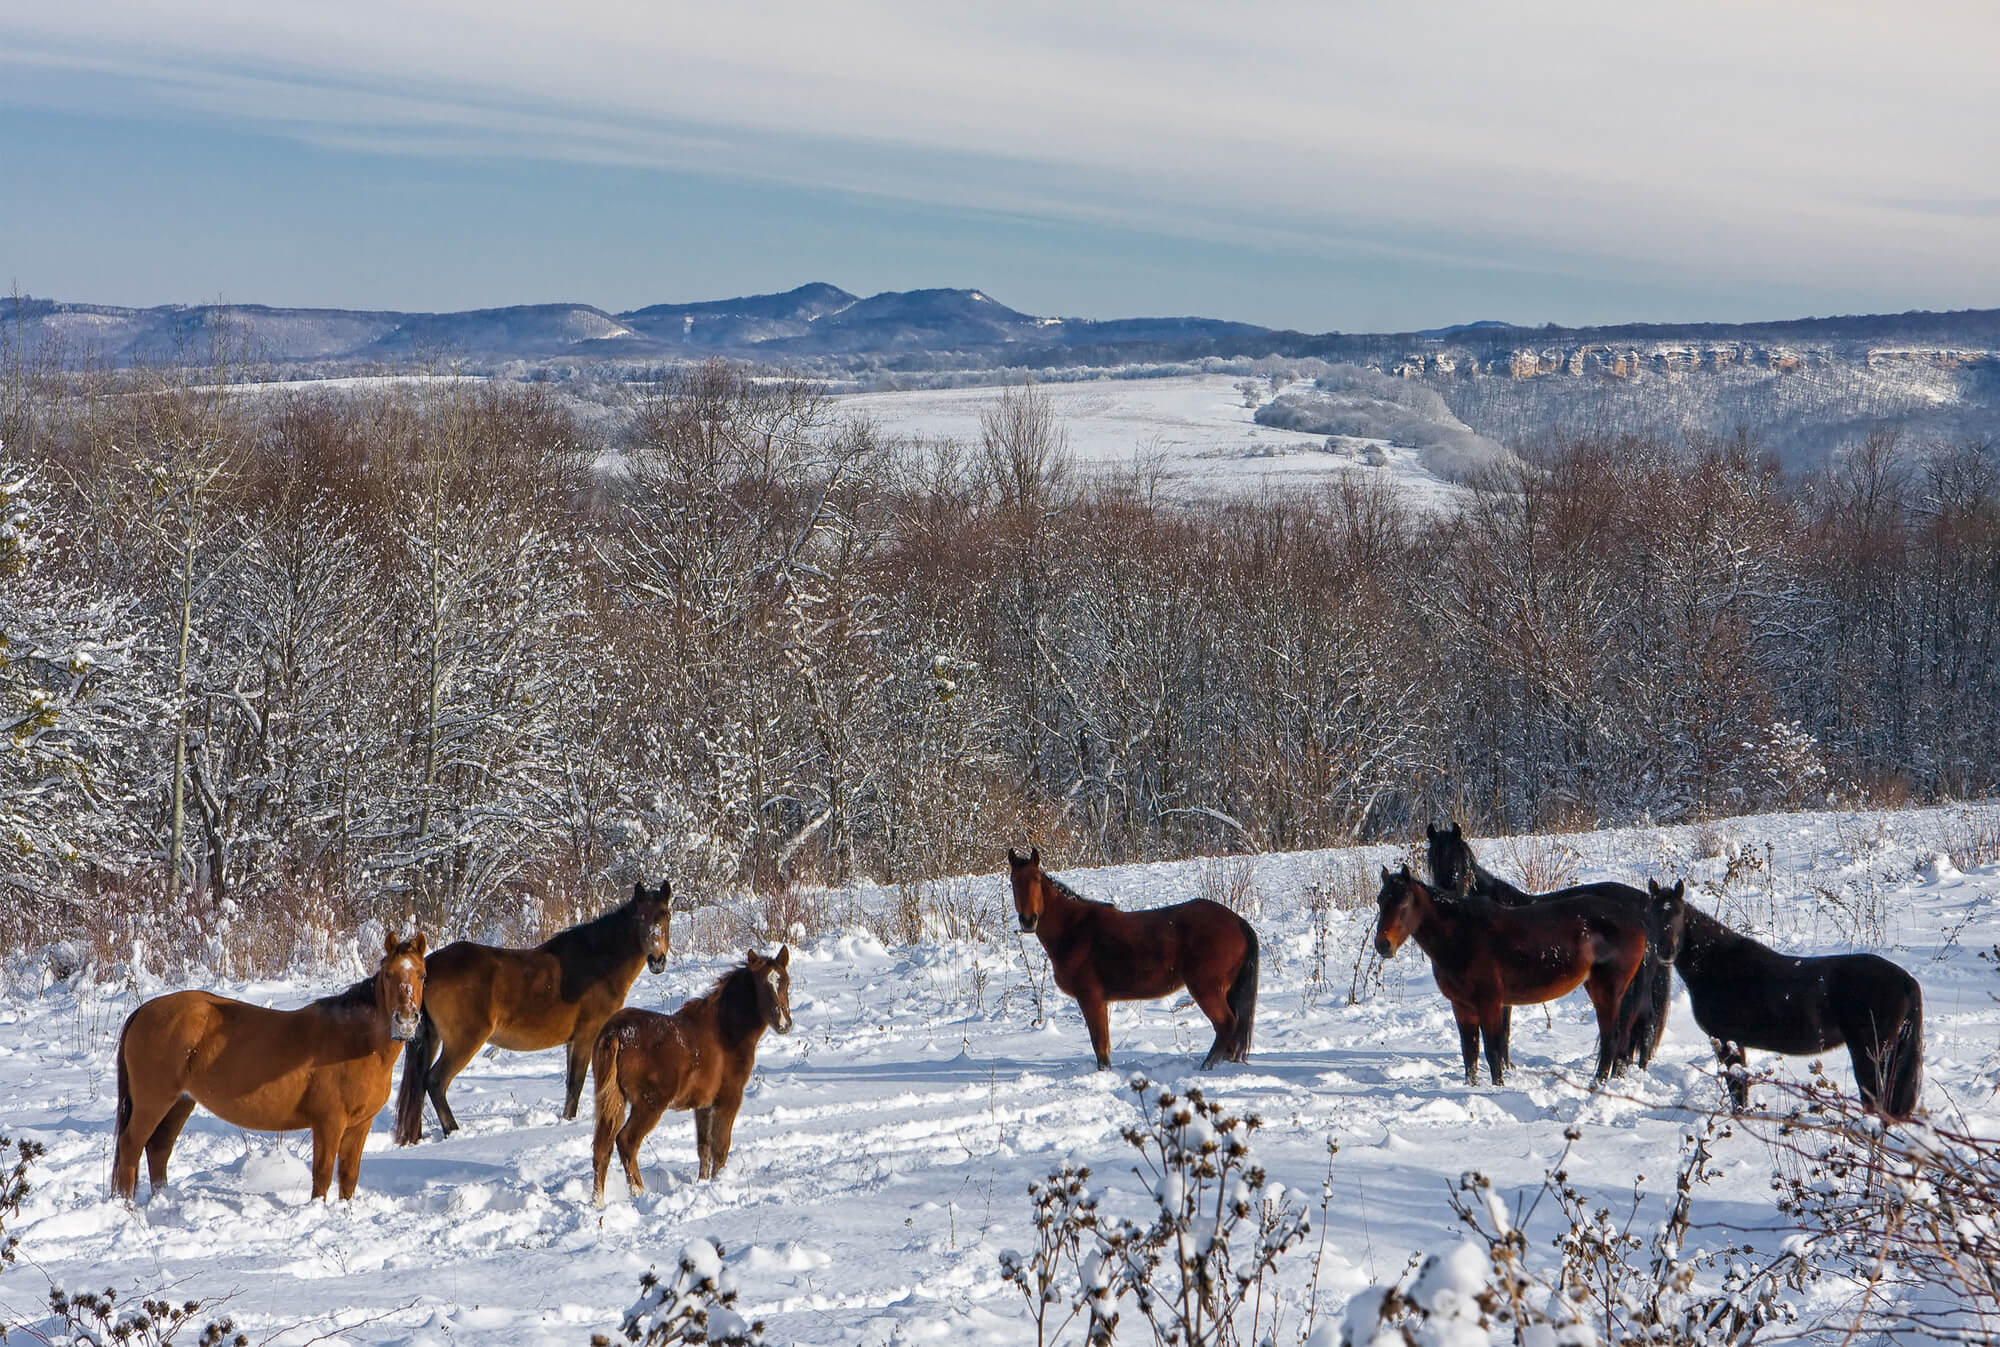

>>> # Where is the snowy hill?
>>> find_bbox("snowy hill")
[3,803,1995,1344]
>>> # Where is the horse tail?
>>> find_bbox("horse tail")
[592,1020,627,1130]
[114,1016,134,1138]
[392,1007,438,1146]
[1226,918,1259,1062]
[1885,980,1925,1121]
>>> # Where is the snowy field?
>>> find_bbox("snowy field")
[3,803,1997,1344]
[834,375,1467,506]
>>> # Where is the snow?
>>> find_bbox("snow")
[834,375,1466,505]
[2,803,1998,1343]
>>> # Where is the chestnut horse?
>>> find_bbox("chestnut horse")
[394,881,672,1144]
[1008,847,1259,1071]
[590,947,794,1204]
[1669,899,1923,1119]
[113,932,427,1202]
[1425,821,1677,1070]
[1374,866,1658,1086]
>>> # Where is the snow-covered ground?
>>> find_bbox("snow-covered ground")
[835,375,1466,506]
[3,804,1997,1344]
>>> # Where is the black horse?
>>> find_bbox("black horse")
[1668,899,1923,1119]
[1426,821,1675,1070]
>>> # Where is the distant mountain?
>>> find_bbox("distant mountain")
[8,287,2000,467]
[1,284,1289,367]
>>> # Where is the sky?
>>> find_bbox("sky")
[2,2,1997,333]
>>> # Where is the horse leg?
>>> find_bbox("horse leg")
[694,1106,716,1180]
[143,1095,198,1194]
[702,1087,745,1180]
[617,1095,669,1197]
[1452,1003,1481,1086]
[1711,1038,1750,1110]
[563,1030,594,1121]
[1585,963,1633,1084]
[114,1092,177,1201]
[1500,1006,1513,1069]
[335,1120,370,1201]
[1482,1003,1509,1088]
[425,1032,485,1136]
[307,1119,341,1201]
[1190,980,1237,1071]
[1077,988,1113,1070]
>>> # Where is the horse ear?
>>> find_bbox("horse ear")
[383,930,398,957]
[1648,878,1661,896]
[1381,865,1393,881]
[775,946,790,968]
[1451,821,1462,838]
[1672,879,1685,898]
[634,881,644,902]
[409,932,427,958]
[1425,823,1439,841]
[1029,846,1040,865]
[1006,847,1023,866]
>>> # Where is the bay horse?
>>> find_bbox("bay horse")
[590,947,794,1205]
[1668,899,1923,1120]
[1426,821,1676,1069]
[1007,847,1259,1071]
[112,932,427,1202]
[1374,865,1655,1086]
[393,881,673,1144]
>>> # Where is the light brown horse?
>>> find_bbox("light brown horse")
[112,932,428,1202]
[590,947,793,1205]
[1374,865,1652,1086]
[1008,847,1260,1071]
[394,881,672,1144]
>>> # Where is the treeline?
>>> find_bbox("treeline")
[1,357,1995,962]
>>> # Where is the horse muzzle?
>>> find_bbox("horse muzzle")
[1374,935,1394,959]
[647,953,668,974]
[390,1011,422,1041]
[774,1011,795,1035]
[1018,916,1037,934]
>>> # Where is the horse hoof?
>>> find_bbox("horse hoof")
[628,1182,645,1198]
[592,1190,606,1209]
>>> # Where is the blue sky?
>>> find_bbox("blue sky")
[4,3,1996,332]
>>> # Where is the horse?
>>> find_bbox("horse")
[590,947,794,1205]
[112,932,428,1202]
[1667,899,1923,1120]
[1373,865,1657,1087]
[1425,821,1676,1069]
[393,881,673,1145]
[1007,847,1259,1071]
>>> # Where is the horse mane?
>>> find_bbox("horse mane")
[700,961,766,1040]
[543,892,642,962]
[1047,874,1115,910]
[316,977,380,1014]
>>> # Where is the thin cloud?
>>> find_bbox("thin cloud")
[4,2,1998,313]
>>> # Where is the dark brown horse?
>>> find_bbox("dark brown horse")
[1008,847,1259,1071]
[393,881,672,1144]
[590,947,794,1205]
[1425,821,1677,1070]
[1374,866,1656,1086]
[113,933,428,1202]
[1668,899,1923,1119]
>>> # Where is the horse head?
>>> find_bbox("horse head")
[1645,879,1688,964]
[1006,846,1045,933]
[378,931,428,1041]
[632,880,674,974]
[748,946,794,1035]
[1374,863,1423,958]
[1424,820,1474,896]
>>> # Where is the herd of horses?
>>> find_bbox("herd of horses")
[107,825,1924,1206]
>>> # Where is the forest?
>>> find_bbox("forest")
[1,352,1996,964]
